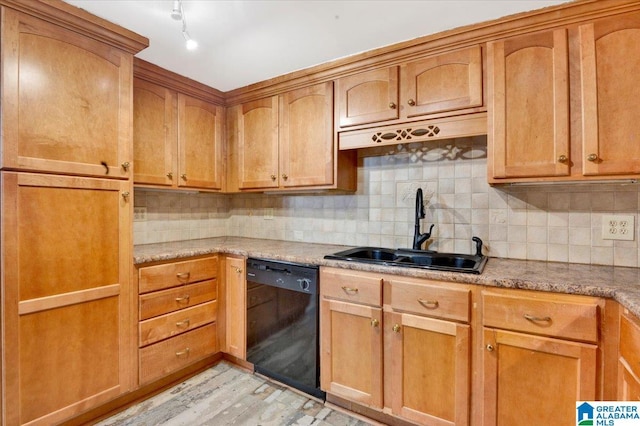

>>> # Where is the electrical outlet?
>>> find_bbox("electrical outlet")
[133,207,147,221]
[602,214,635,241]
[264,208,274,220]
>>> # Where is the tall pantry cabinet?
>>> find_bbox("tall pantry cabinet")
[0,1,148,425]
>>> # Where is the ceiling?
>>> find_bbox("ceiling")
[65,0,570,92]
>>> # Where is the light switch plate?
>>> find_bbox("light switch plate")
[602,214,635,241]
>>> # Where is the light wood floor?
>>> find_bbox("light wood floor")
[96,361,375,426]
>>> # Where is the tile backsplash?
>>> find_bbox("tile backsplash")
[134,135,640,267]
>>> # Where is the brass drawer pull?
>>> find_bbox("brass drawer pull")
[418,298,439,309]
[392,324,401,333]
[176,319,190,328]
[176,272,191,280]
[523,313,551,322]
[175,295,190,303]
[341,286,359,294]
[175,348,190,357]
[371,318,380,328]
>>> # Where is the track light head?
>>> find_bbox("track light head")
[170,0,182,20]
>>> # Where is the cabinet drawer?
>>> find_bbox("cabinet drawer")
[388,278,471,323]
[139,280,217,320]
[139,256,218,293]
[320,268,382,307]
[482,290,599,342]
[139,324,217,385]
[139,300,217,347]
[247,284,277,309]
[620,314,640,379]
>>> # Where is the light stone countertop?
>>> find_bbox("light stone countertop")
[134,236,640,317]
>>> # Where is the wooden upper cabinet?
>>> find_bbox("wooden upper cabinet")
[279,82,334,188]
[488,29,570,180]
[231,82,338,191]
[235,96,280,190]
[133,78,176,186]
[177,94,224,190]
[401,45,483,118]
[336,66,400,128]
[1,8,133,179]
[580,12,640,176]
[335,46,483,132]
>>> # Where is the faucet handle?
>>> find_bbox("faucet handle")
[425,224,435,238]
[472,236,484,256]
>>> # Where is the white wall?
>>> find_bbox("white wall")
[135,136,640,267]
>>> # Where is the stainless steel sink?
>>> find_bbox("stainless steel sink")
[324,244,488,274]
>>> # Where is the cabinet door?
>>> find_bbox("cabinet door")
[1,172,132,425]
[401,46,483,118]
[236,97,279,189]
[177,94,224,190]
[580,12,640,176]
[483,328,597,426]
[488,29,570,179]
[1,9,132,179]
[320,299,383,408]
[389,312,470,426]
[225,256,246,359]
[619,361,640,401]
[280,82,334,188]
[133,78,177,186]
[336,66,399,128]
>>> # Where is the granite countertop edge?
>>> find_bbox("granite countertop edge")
[134,237,640,317]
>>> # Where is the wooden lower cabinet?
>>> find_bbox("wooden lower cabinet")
[136,256,219,386]
[389,312,470,426]
[321,298,383,407]
[619,311,640,401]
[223,256,246,359]
[481,289,600,426]
[482,328,597,425]
[320,268,383,408]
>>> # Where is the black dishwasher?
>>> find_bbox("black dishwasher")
[245,258,325,400]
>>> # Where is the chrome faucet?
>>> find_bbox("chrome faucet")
[412,188,434,250]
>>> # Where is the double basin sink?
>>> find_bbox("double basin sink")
[325,245,488,274]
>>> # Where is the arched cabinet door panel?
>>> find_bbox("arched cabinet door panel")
[1,8,133,179]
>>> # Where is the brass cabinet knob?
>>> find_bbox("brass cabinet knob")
[371,318,380,328]
[181,174,187,181]
[558,155,568,163]
[271,174,277,181]
[587,153,598,162]
[388,102,397,109]
[282,174,288,181]
[167,172,173,180]
[392,324,401,333]
[407,98,416,106]
[234,267,243,274]
[121,191,130,201]
[486,344,494,352]
[121,161,130,171]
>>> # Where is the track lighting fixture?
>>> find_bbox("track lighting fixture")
[170,0,197,50]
